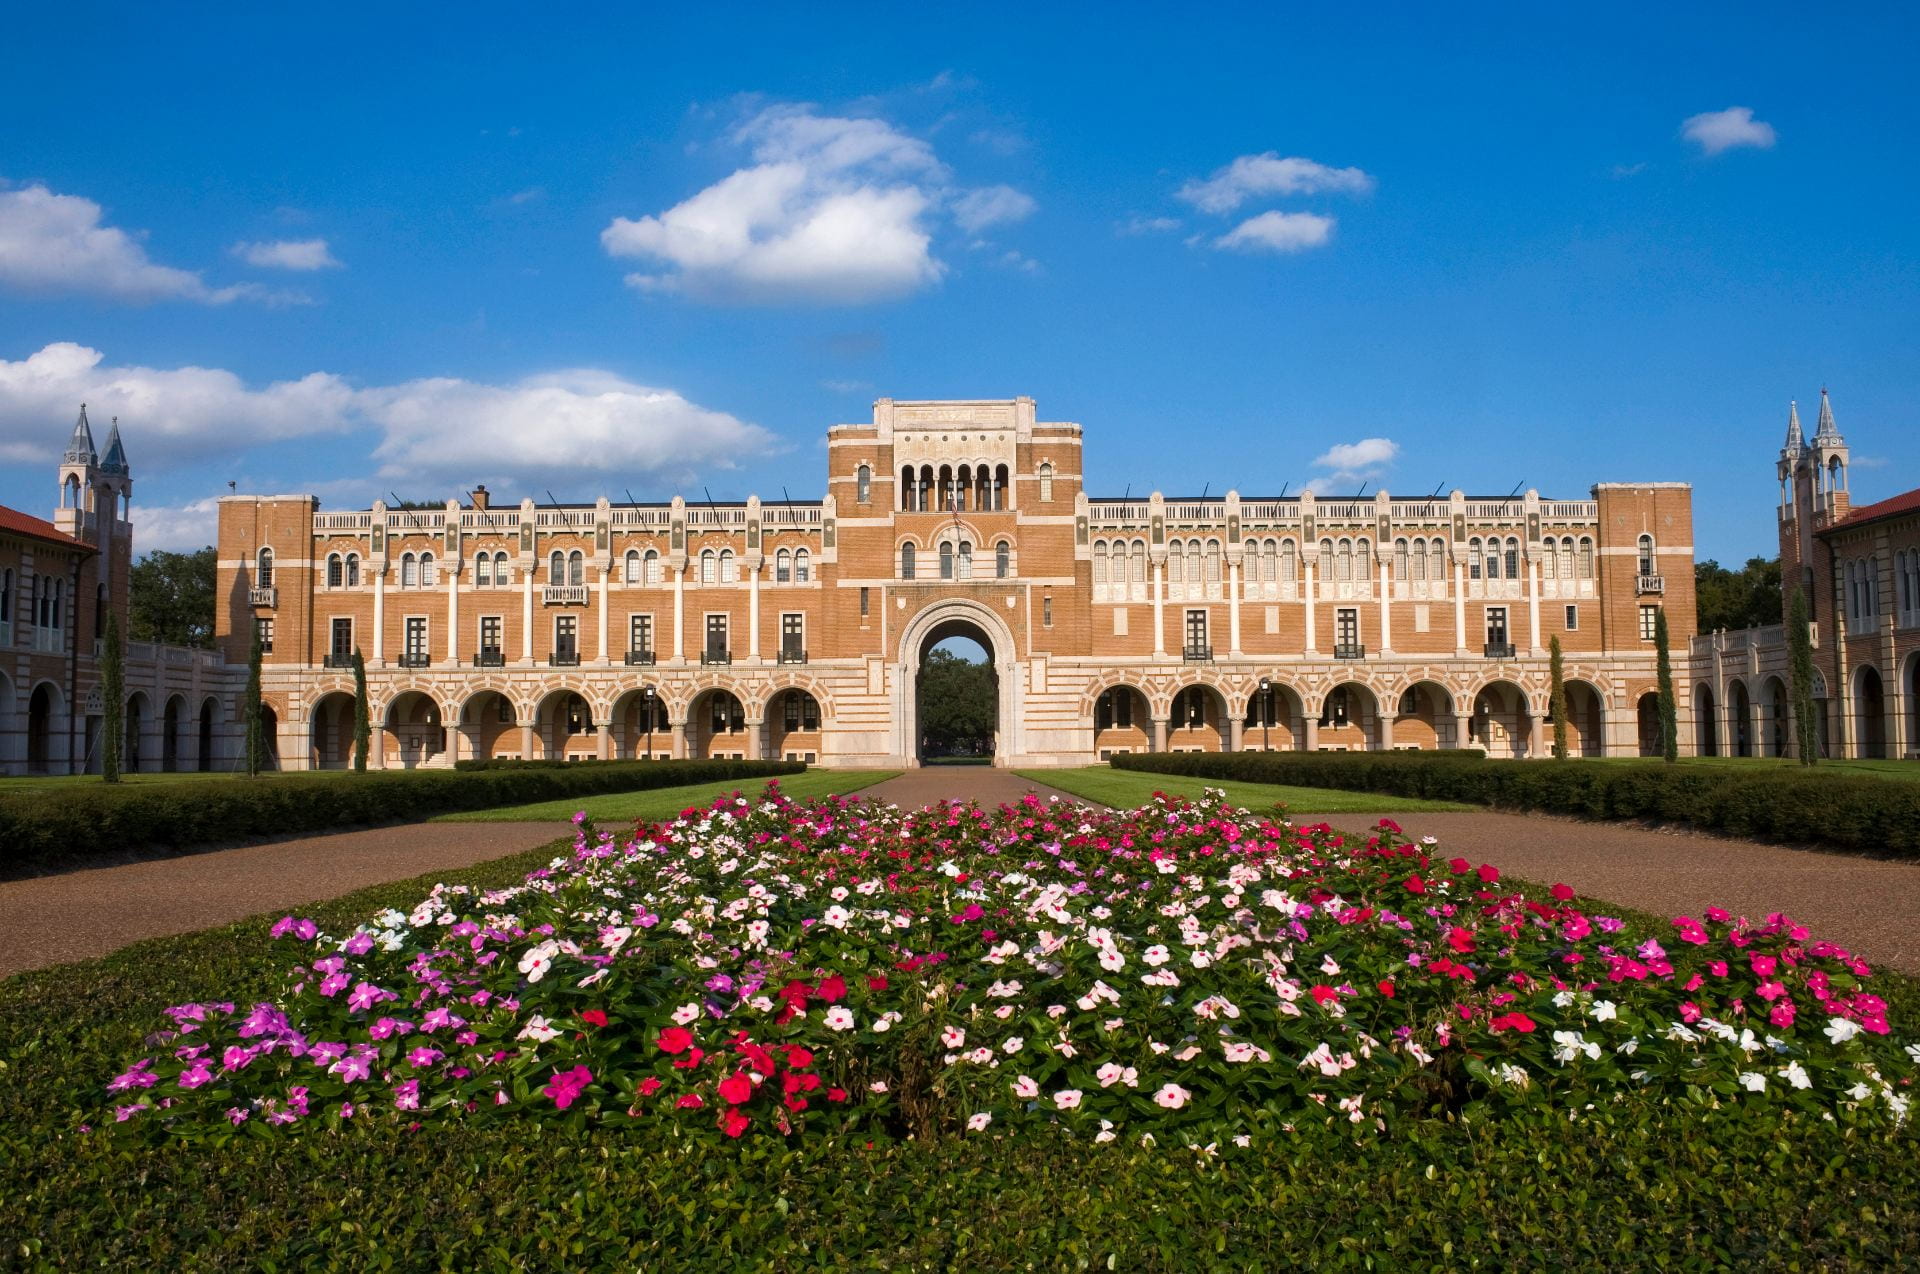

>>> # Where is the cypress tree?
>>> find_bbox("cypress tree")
[1788,585,1820,766]
[1548,634,1568,760]
[101,610,124,782]
[352,649,372,773]
[1654,606,1678,763]
[244,619,264,778]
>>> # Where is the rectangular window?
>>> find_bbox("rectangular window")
[1485,607,1508,646]
[1042,591,1053,628]
[404,616,427,659]
[1335,608,1359,648]
[781,613,804,659]
[706,613,728,657]
[629,613,653,656]
[859,587,870,618]
[479,615,503,656]
[1564,604,1578,631]
[554,614,578,659]
[256,616,275,654]
[1639,605,1659,642]
[1185,609,1207,654]
[330,617,353,657]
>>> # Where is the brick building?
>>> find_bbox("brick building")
[1692,391,1919,758]
[1,409,239,775]
[212,396,1698,769]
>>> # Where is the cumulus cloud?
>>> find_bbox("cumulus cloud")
[231,238,341,270]
[0,183,298,304]
[0,342,779,492]
[132,497,224,553]
[1309,437,1399,489]
[1215,211,1335,253]
[1177,153,1374,214]
[1681,106,1777,155]
[601,103,1033,304]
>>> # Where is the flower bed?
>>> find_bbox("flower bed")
[99,784,1915,1144]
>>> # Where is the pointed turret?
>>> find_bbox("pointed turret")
[1781,400,1803,457]
[99,417,129,475]
[1813,387,1841,442]
[64,404,98,465]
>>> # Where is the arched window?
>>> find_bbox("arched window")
[939,541,955,580]
[1172,687,1209,728]
[1203,540,1221,592]
[901,466,917,511]
[1429,540,1446,583]
[1281,539,1298,583]
[624,549,641,584]
[327,553,343,588]
[1167,540,1184,591]
[957,541,973,580]
[479,553,496,587]
[347,553,361,587]
[719,549,737,584]
[1185,540,1201,597]
[569,550,585,586]
[794,549,810,582]
[1540,539,1555,580]
[1637,535,1654,577]
[1577,537,1595,579]
[0,568,10,624]
[700,549,716,585]
[1473,538,1490,580]
[856,464,871,504]
[256,547,274,588]
[1409,538,1426,582]
[996,541,1010,579]
[644,549,660,585]
[1394,538,1409,581]
[1558,537,1573,582]
[1038,462,1054,503]
[548,550,565,583]
[996,464,1011,510]
[901,543,916,580]
[1504,538,1519,580]
[401,553,419,588]
[1319,686,1353,728]
[1356,538,1372,582]
[491,552,506,586]
[419,552,436,587]
[1335,538,1353,582]
[776,548,792,583]
[1093,539,1109,592]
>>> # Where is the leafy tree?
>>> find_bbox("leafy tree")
[352,650,372,772]
[1788,585,1820,766]
[245,620,265,778]
[1548,635,1568,760]
[1654,607,1677,763]
[129,547,216,648]
[918,647,996,756]
[101,611,124,782]
[1693,557,1782,633]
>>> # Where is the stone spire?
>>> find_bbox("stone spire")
[64,403,98,465]
[1781,400,1803,459]
[99,416,129,475]
[1813,387,1841,442]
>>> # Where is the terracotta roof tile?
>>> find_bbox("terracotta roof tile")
[1820,485,1920,535]
[0,504,89,550]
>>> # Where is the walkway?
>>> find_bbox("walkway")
[0,821,563,979]
[1324,811,1920,974]
[864,767,1099,809]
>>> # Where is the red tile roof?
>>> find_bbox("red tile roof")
[0,504,89,551]
[1820,485,1920,536]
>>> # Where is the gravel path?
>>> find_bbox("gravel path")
[864,768,1098,810]
[0,821,565,979]
[1322,811,1920,974]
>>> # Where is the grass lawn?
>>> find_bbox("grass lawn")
[0,769,341,795]
[1020,766,1476,813]
[430,767,899,823]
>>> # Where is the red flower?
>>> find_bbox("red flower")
[827,1087,849,1103]
[636,1077,662,1097]
[718,1071,754,1105]
[1488,1012,1536,1034]
[657,1027,693,1054]
[784,1045,814,1069]
[1476,864,1500,884]
[1446,927,1477,954]
[719,1108,749,1137]
[817,974,848,1003]
[1309,985,1339,1005]
[1448,857,1471,875]
[675,1093,705,1109]
[868,976,889,992]
[1404,875,1427,895]
[579,1009,609,1028]
[1377,980,1396,998]
[1550,883,1575,902]
[672,1047,706,1070]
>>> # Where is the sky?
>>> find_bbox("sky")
[1,2,1915,565]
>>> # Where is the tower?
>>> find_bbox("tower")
[1808,388,1849,526]
[54,404,98,540]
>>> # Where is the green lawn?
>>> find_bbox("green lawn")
[430,768,900,823]
[0,769,339,795]
[1578,755,1920,781]
[1019,766,1476,813]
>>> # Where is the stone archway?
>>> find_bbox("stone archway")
[893,600,1021,768]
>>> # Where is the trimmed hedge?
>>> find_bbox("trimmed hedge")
[1112,751,1920,859]
[0,759,803,874]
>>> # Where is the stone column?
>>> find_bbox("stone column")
[1303,562,1317,652]
[1527,559,1543,655]
[671,720,688,760]
[1453,713,1471,751]
[520,569,534,664]
[1528,713,1545,759]
[447,724,464,768]
[1303,718,1320,751]
[448,571,461,665]
[1377,559,1391,654]
[1228,561,1242,656]
[1378,713,1396,752]
[373,722,387,769]
[744,718,764,760]
[520,722,536,761]
[1227,718,1244,752]
[749,563,762,661]
[373,569,386,665]
[1151,717,1168,752]
[596,721,612,760]
[1453,560,1468,655]
[1152,564,1166,656]
[673,567,686,662]
[597,567,610,663]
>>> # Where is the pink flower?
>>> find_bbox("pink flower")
[544,1065,594,1111]
[1053,1089,1083,1110]
[393,1079,421,1111]
[1153,1082,1192,1110]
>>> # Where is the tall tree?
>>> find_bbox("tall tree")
[917,648,997,756]
[352,649,371,772]
[101,610,124,782]
[1693,557,1783,633]
[128,547,217,648]
[245,619,265,778]
[1654,606,1678,763]
[1548,634,1568,760]
[1787,585,1820,766]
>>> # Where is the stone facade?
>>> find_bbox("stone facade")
[213,396,1700,769]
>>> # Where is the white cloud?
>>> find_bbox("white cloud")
[132,497,223,553]
[1177,154,1374,214]
[231,238,341,270]
[1307,437,1399,489]
[0,182,297,304]
[1214,211,1336,254]
[952,185,1036,233]
[601,103,1033,304]
[1117,215,1181,235]
[1681,107,1776,155]
[0,342,778,492]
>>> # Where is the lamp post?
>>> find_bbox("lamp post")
[644,686,655,761]
[1259,677,1271,753]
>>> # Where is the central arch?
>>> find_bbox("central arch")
[894,600,1021,767]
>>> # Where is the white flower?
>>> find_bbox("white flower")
[1550,1030,1600,1063]
[1003,1037,1024,1054]
[1319,955,1341,976]
[1096,1062,1124,1087]
[670,1002,702,1026]
[967,1111,993,1131]
[823,1007,856,1031]
[744,920,769,947]
[1054,1088,1083,1110]
[1153,1083,1191,1110]
[1824,1018,1862,1045]
[516,1016,559,1043]
[1142,945,1171,967]
[1099,949,1126,972]
[821,905,851,930]
[871,1013,894,1033]
[942,1026,967,1049]
[1738,1072,1767,1092]
[1591,999,1618,1021]
[1013,1075,1040,1099]
[869,1081,888,1093]
[1781,1061,1812,1090]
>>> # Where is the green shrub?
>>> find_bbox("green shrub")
[0,759,803,873]
[1111,752,1920,859]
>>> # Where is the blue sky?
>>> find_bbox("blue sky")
[1,2,1914,564]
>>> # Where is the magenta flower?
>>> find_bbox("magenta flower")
[393,1079,421,1111]
[543,1065,594,1110]
[108,1059,157,1093]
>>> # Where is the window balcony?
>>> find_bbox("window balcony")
[778,647,808,665]
[398,653,432,669]
[472,650,506,668]
[322,652,355,669]
[624,649,657,666]
[248,586,278,608]
[701,649,732,665]
[548,651,581,667]
[1636,575,1665,595]
[541,584,590,606]
[1182,645,1213,662]
[1332,642,1366,660]
[1483,642,1516,660]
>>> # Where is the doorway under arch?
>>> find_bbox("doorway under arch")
[916,623,997,763]
[1854,666,1887,759]
[310,691,358,769]
[896,603,1014,767]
